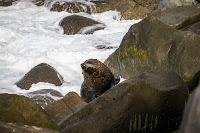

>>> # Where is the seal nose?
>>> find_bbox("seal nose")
[81,63,86,69]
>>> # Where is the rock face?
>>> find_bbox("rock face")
[0,94,58,130]
[26,89,63,108]
[158,0,197,9]
[179,86,200,133]
[0,121,59,133]
[45,92,87,126]
[151,5,200,29]
[15,63,64,90]
[59,15,105,35]
[81,59,119,103]
[61,72,188,133]
[105,5,200,82]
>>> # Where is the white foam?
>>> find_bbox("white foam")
[0,0,140,97]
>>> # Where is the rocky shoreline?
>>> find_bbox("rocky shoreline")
[1,0,200,133]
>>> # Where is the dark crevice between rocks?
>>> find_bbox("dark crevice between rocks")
[187,70,200,93]
[179,14,200,30]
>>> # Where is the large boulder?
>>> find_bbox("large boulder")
[0,94,58,130]
[105,5,200,82]
[61,72,188,133]
[15,63,64,90]
[26,89,63,108]
[179,86,200,133]
[0,121,59,133]
[45,92,87,126]
[59,15,105,35]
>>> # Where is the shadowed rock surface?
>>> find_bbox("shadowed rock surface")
[184,21,200,35]
[0,121,59,133]
[15,63,64,90]
[26,89,63,108]
[0,94,58,130]
[61,72,188,133]
[59,15,105,35]
[45,92,87,126]
[179,85,200,133]
[105,6,200,82]
[158,0,197,9]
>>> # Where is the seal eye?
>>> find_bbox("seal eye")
[87,67,94,75]
[93,71,100,77]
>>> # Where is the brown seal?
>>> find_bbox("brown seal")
[80,59,120,103]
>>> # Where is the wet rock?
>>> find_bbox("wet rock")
[26,89,63,108]
[158,0,197,9]
[95,45,116,50]
[0,94,58,130]
[0,0,16,6]
[105,6,200,82]
[15,63,64,90]
[59,15,105,35]
[50,1,96,14]
[0,121,59,133]
[61,72,188,133]
[179,86,200,133]
[45,92,87,126]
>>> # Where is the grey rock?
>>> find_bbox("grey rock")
[15,63,64,90]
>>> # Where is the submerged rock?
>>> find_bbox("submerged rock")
[61,72,188,133]
[105,5,200,82]
[26,89,63,108]
[179,86,200,133]
[45,92,87,126]
[0,121,59,133]
[15,63,64,90]
[0,94,58,130]
[59,15,105,35]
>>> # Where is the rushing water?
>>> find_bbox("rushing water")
[0,0,140,97]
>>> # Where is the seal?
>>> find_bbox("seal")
[80,59,120,102]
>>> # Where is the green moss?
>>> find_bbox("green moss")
[119,46,148,62]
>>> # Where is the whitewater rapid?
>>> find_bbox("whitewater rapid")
[0,1,140,96]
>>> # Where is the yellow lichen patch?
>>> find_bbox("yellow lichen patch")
[119,46,148,62]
